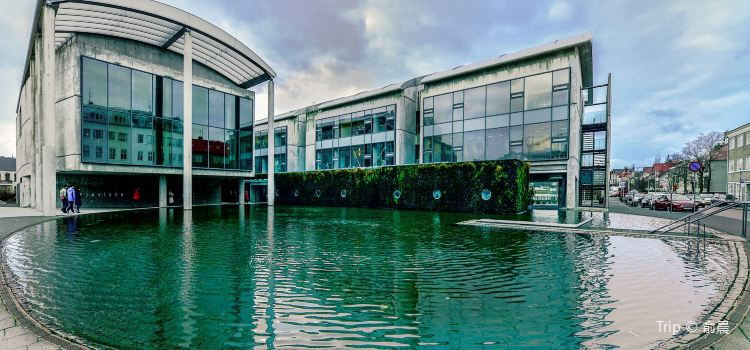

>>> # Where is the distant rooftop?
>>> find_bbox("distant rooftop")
[0,157,15,171]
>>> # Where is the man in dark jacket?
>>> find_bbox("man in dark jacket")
[74,187,82,213]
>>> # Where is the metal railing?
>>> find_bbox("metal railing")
[649,201,749,237]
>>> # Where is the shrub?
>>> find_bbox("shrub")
[273,160,531,214]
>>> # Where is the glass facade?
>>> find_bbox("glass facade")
[315,105,396,170]
[422,68,571,163]
[80,56,253,170]
[579,82,610,207]
[254,127,288,173]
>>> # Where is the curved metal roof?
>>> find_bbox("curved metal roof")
[26,0,275,90]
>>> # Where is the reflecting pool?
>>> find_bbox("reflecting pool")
[2,206,736,349]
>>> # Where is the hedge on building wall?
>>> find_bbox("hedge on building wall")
[273,160,532,214]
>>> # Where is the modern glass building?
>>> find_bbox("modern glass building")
[314,105,397,170]
[254,127,288,173]
[267,33,611,209]
[16,0,276,213]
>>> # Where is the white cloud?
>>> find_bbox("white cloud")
[253,55,375,119]
[0,0,36,157]
[548,1,572,21]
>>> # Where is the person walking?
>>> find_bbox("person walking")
[131,187,141,208]
[60,186,68,213]
[74,186,82,213]
[168,191,174,205]
[244,190,250,203]
[66,185,76,213]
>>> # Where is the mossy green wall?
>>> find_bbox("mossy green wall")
[273,160,532,214]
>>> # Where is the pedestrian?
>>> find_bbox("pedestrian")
[131,187,141,208]
[74,186,82,213]
[168,191,174,205]
[244,190,249,203]
[66,185,76,213]
[60,185,68,213]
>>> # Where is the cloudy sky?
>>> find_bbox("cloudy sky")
[1,0,748,168]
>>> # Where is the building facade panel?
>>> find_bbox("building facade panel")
[727,123,750,201]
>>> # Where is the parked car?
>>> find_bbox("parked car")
[711,193,736,205]
[652,194,697,212]
[631,192,646,207]
[624,190,639,206]
[640,194,654,208]
[698,194,714,207]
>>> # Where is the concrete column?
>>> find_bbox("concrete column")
[267,80,275,206]
[239,179,246,205]
[209,180,221,204]
[40,5,57,216]
[183,30,193,210]
[33,38,42,210]
[159,175,167,207]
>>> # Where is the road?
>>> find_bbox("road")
[607,197,748,236]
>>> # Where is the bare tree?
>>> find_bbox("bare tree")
[667,152,689,193]
[681,132,724,193]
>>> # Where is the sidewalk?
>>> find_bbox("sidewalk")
[606,198,750,348]
[0,215,64,350]
[0,206,160,219]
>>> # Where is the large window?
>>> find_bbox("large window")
[254,127,288,173]
[80,56,253,170]
[315,105,396,170]
[422,68,570,163]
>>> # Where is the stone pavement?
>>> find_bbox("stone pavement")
[607,198,750,349]
[0,215,64,350]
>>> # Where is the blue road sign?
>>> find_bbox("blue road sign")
[689,161,701,172]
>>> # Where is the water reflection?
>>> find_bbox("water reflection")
[1,206,736,349]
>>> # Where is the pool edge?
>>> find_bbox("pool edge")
[0,208,748,349]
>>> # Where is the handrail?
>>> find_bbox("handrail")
[648,201,742,235]
[687,202,742,222]
[649,201,750,237]
[649,201,727,233]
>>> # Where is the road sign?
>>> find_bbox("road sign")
[689,161,702,173]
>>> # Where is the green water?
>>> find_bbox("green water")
[2,206,733,349]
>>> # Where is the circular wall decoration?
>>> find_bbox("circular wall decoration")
[341,190,347,198]
[433,190,442,200]
[393,190,401,199]
[481,189,492,201]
